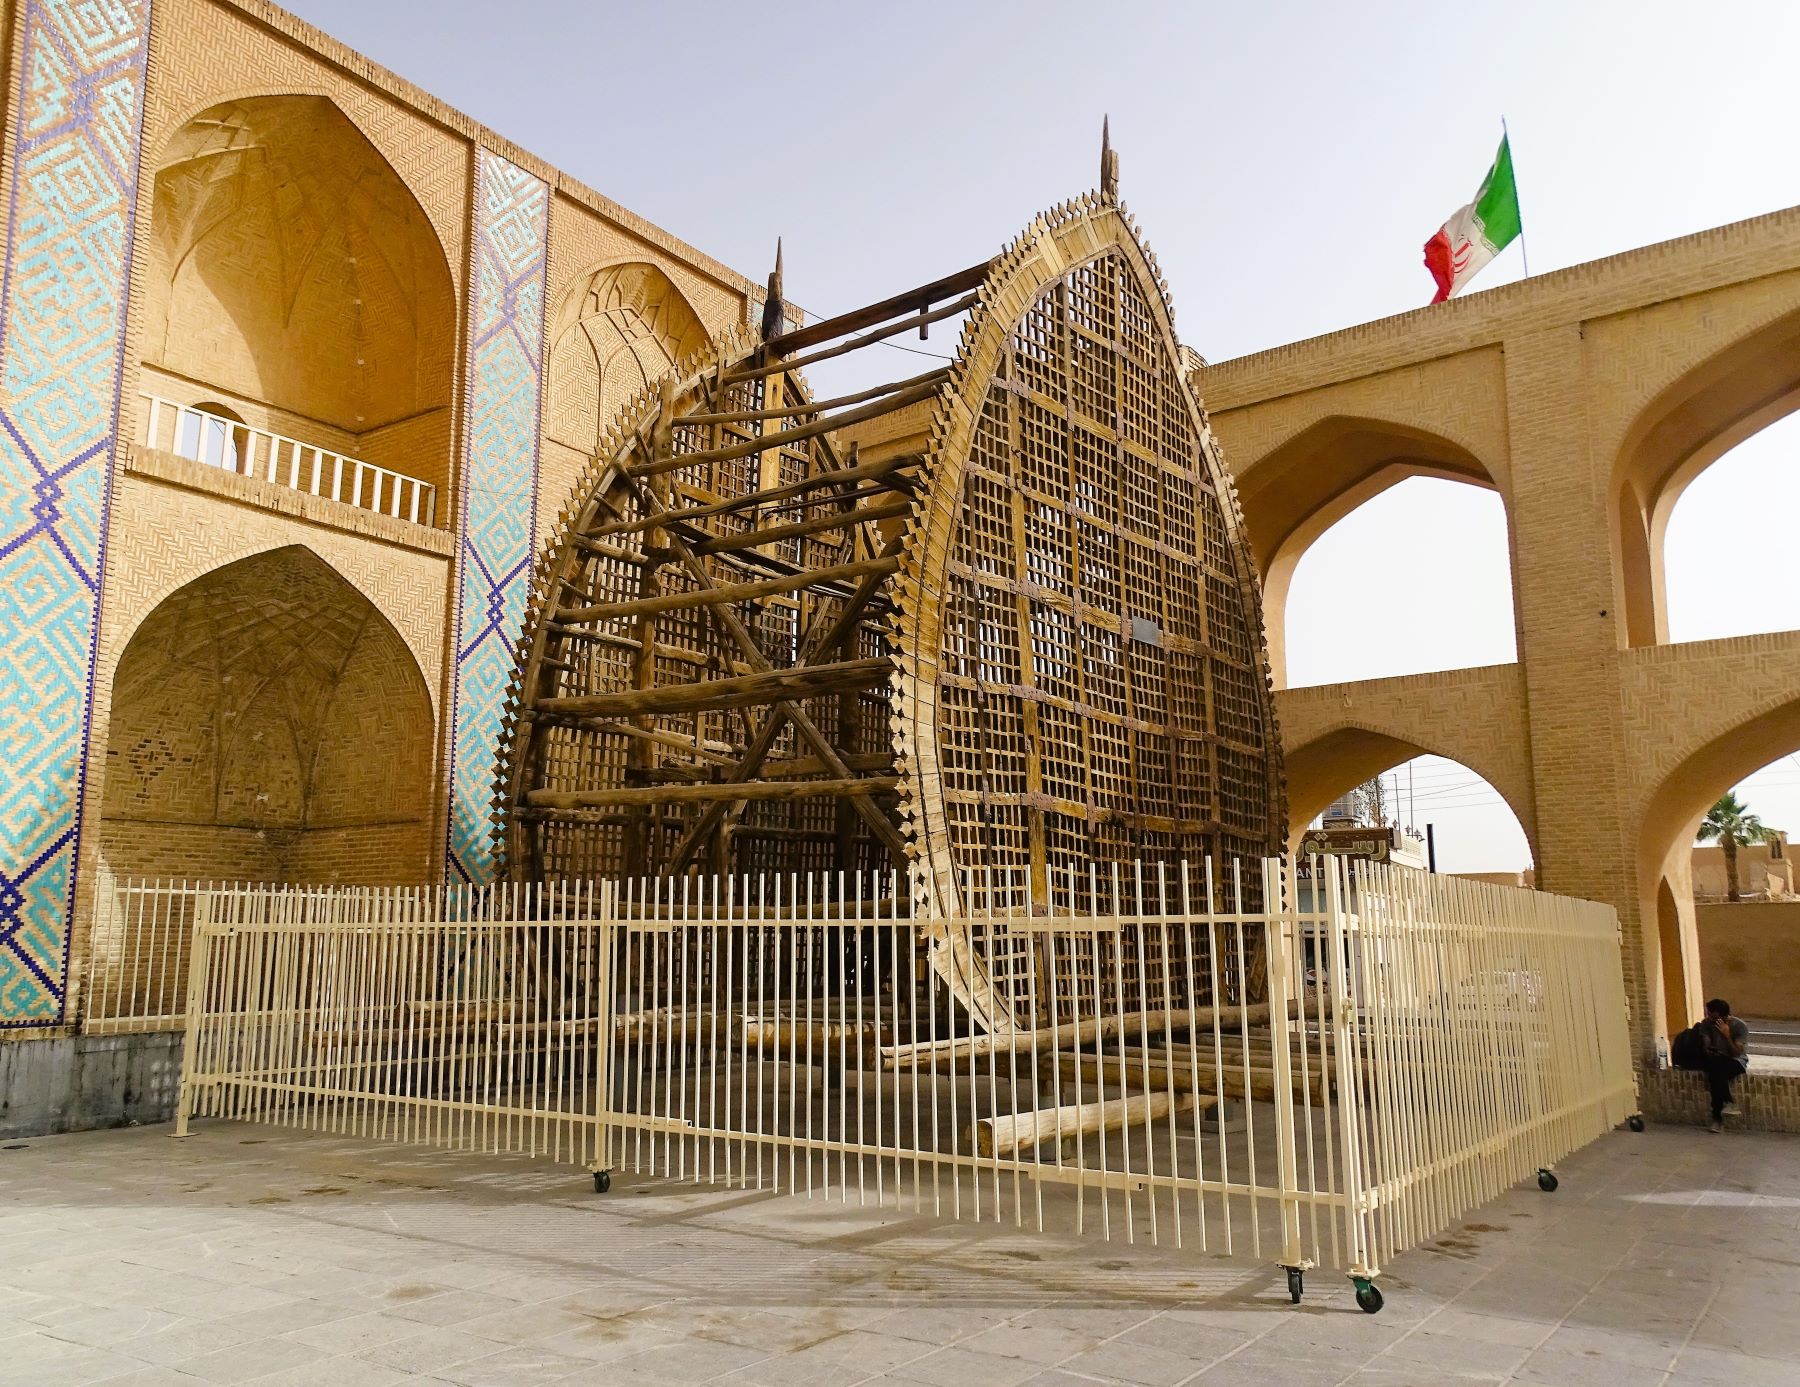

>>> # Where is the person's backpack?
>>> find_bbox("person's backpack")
[1671,1022,1710,1071]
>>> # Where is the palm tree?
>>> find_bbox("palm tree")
[1698,792,1775,901]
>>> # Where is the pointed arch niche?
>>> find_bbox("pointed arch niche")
[1234,417,1515,688]
[539,261,710,507]
[99,547,436,884]
[138,95,457,517]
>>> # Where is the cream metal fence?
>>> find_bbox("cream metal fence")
[119,858,1634,1311]
[139,395,438,527]
[83,869,202,1033]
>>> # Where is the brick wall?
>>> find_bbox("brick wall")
[1200,201,1800,1070]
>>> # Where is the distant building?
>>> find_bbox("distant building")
[1299,823,1429,871]
[1691,832,1792,900]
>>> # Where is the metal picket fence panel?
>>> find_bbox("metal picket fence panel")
[150,858,1635,1291]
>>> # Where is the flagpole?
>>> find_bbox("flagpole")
[1503,115,1530,278]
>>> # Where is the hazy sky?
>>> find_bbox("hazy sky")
[283,0,1800,871]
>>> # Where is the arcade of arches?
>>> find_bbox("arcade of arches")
[462,187,1800,1120]
[1198,208,1800,1121]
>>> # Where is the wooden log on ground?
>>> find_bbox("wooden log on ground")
[736,1016,895,1052]
[1057,1050,1336,1106]
[971,1090,1205,1159]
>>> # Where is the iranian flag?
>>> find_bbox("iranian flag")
[1423,135,1522,303]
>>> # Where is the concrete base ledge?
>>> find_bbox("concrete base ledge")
[0,1031,182,1139]
[1638,1064,1800,1133]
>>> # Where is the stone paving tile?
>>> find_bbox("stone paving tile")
[175,1334,325,1384]
[352,1326,516,1375]
[884,1343,1053,1387]
[3,1121,1800,1387]
[1057,1337,1218,1385]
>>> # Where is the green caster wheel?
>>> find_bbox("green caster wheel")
[1353,1277,1384,1314]
[1285,1266,1304,1304]
[1537,1168,1558,1192]
[1627,1114,1646,1132]
[592,1169,612,1193]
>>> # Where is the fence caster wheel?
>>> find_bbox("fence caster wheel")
[1353,1277,1384,1314]
[1536,1168,1558,1193]
[1285,1267,1304,1304]
[1627,1114,1646,1132]
[592,1169,612,1194]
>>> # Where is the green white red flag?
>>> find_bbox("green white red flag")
[1424,135,1522,303]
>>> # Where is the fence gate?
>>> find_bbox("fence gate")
[146,857,1637,1310]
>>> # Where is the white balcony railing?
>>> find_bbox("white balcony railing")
[140,395,437,528]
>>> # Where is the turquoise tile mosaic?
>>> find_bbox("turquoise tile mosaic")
[447,148,549,883]
[0,0,151,1025]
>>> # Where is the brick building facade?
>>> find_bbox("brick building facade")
[2,0,1795,1131]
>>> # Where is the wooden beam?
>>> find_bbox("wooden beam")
[605,722,737,763]
[645,751,893,782]
[760,261,992,357]
[691,498,912,556]
[725,290,982,383]
[568,535,647,563]
[558,555,899,625]
[626,381,942,480]
[677,367,947,427]
[618,473,913,870]
[535,657,892,719]
[589,452,919,541]
[972,1092,1202,1159]
[1059,1051,1336,1106]
[877,998,1326,1071]
[523,775,900,810]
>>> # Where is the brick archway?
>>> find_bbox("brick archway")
[1229,414,1508,686]
[1612,302,1800,647]
[1283,720,1536,863]
[138,94,459,515]
[98,546,435,885]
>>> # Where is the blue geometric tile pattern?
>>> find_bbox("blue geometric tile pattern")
[0,0,150,1025]
[447,148,549,883]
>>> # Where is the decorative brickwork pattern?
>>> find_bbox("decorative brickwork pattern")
[0,0,150,1026]
[446,149,549,883]
[100,546,434,886]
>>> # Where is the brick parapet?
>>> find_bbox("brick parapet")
[125,445,457,558]
[216,0,760,305]
[1198,204,1800,409]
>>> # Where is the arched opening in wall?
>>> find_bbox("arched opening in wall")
[1232,417,1515,689]
[99,546,435,886]
[138,97,456,525]
[1662,412,1800,643]
[1638,703,1800,1050]
[540,261,710,514]
[1285,727,1534,878]
[1282,479,1516,687]
[1615,306,1800,647]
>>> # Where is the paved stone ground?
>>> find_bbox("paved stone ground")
[1,1119,1796,1386]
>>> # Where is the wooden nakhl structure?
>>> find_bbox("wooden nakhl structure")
[498,133,1285,927]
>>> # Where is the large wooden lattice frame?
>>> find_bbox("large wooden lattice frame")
[499,196,1284,940]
